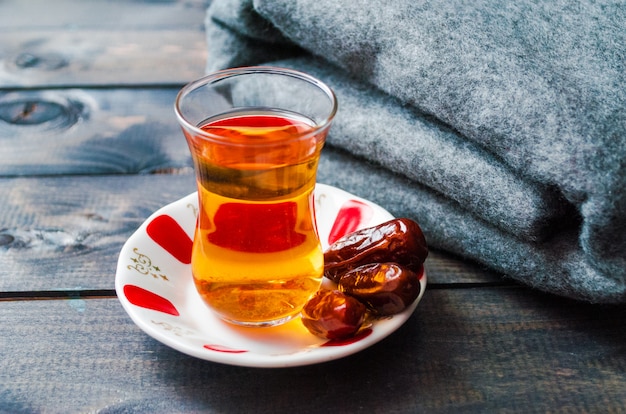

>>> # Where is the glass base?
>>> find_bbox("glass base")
[218,312,298,328]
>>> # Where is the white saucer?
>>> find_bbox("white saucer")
[115,183,426,367]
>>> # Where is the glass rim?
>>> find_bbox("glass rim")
[174,66,338,144]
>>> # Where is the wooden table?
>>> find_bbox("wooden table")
[1,1,625,412]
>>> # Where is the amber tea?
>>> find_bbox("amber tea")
[190,110,324,325]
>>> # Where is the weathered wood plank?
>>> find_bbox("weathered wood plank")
[0,173,197,292]
[0,88,192,176]
[1,0,209,88]
[1,289,625,413]
[425,249,505,285]
[0,30,206,88]
[0,0,211,31]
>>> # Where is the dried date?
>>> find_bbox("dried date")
[338,262,422,315]
[301,289,367,340]
[324,218,428,283]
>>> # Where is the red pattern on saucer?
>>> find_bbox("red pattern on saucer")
[123,284,179,316]
[327,199,374,245]
[204,344,248,353]
[146,214,193,264]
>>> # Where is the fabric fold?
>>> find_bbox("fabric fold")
[204,0,626,303]
[273,57,573,242]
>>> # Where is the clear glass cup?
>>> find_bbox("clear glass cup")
[174,66,337,327]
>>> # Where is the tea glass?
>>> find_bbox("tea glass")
[174,66,337,327]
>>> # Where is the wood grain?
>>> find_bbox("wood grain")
[1,290,624,413]
[0,173,196,292]
[0,0,210,31]
[0,88,194,176]
[0,0,209,89]
[0,31,207,87]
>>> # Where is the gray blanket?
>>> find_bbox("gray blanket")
[204,0,626,303]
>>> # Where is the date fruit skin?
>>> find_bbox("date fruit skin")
[301,289,367,340]
[324,218,428,283]
[338,263,422,315]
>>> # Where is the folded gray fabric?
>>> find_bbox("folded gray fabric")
[204,0,626,303]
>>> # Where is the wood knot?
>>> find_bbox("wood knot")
[0,233,15,246]
[14,52,68,70]
[0,92,87,130]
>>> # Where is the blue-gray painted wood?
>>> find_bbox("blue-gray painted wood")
[0,89,192,176]
[2,291,626,413]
